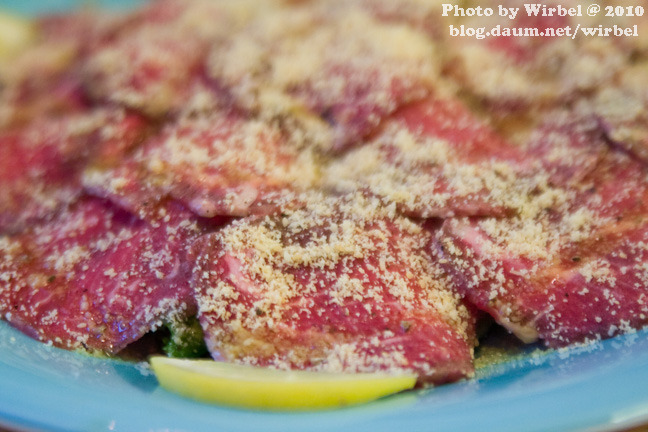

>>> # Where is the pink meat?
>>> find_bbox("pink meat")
[325,96,535,218]
[206,1,439,152]
[438,148,648,347]
[0,110,149,234]
[81,28,207,117]
[79,0,264,118]
[0,197,218,354]
[592,65,648,165]
[524,110,607,187]
[296,62,432,152]
[0,74,88,131]
[191,194,476,384]
[598,98,648,165]
[82,110,319,219]
[354,0,445,39]
[447,3,626,110]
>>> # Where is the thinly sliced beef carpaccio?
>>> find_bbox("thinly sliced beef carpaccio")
[326,96,536,218]
[3,0,648,388]
[592,63,648,165]
[0,197,216,354]
[83,111,319,219]
[0,109,149,234]
[353,0,446,38]
[80,0,283,118]
[438,148,648,347]
[191,193,476,384]
[82,28,207,118]
[206,1,440,152]
[448,1,626,111]
[522,110,608,188]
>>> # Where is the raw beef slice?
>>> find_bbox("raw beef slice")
[447,2,625,111]
[437,148,648,347]
[0,197,214,354]
[0,109,148,234]
[83,110,319,219]
[206,1,440,151]
[325,96,536,218]
[192,193,476,384]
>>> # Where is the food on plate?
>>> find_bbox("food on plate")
[592,63,648,165]
[0,109,148,233]
[0,197,221,353]
[449,0,626,111]
[150,356,416,410]
[205,0,441,152]
[83,110,319,219]
[1,0,648,407]
[191,193,476,383]
[438,146,648,346]
[325,95,535,218]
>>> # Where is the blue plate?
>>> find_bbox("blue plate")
[2,320,648,432]
[3,1,648,431]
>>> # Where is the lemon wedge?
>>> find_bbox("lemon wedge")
[150,356,417,410]
[0,11,36,60]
